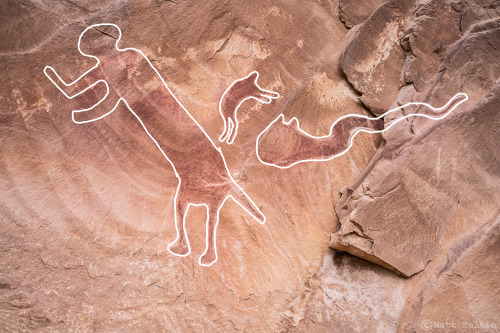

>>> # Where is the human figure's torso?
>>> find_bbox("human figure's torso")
[98,49,231,193]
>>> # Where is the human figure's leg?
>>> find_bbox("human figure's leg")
[199,205,220,266]
[167,184,191,256]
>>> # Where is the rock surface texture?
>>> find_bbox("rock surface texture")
[1,0,499,332]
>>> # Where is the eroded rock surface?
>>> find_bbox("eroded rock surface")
[1,0,499,331]
[339,0,387,28]
[332,84,500,277]
[0,0,373,330]
[331,5,500,279]
[340,0,417,114]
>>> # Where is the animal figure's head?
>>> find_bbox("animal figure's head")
[78,24,122,59]
[256,114,324,168]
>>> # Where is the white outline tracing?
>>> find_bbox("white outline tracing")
[255,93,468,169]
[218,71,280,144]
[43,23,274,266]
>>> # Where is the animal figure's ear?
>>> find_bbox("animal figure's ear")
[247,71,259,82]
[289,118,300,129]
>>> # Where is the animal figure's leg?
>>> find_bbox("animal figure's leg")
[224,89,280,145]
[226,119,239,145]
[167,185,191,256]
[199,205,220,266]
[220,118,234,144]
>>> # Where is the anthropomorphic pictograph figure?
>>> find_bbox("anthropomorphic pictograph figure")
[218,71,280,144]
[44,23,279,266]
[256,93,468,168]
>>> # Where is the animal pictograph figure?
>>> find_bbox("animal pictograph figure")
[218,71,280,144]
[256,93,468,168]
[43,23,279,266]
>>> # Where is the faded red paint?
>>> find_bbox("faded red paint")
[45,33,271,265]
[257,94,467,168]
[219,71,279,144]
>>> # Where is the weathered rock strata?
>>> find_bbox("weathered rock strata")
[1,0,499,331]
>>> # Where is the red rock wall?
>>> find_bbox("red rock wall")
[1,0,499,331]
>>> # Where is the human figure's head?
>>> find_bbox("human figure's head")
[78,24,121,58]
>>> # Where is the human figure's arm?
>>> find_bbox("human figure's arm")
[43,65,103,99]
[71,86,122,124]
[43,64,121,123]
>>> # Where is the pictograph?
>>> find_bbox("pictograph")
[43,23,279,266]
[218,71,280,144]
[43,23,468,266]
[256,93,468,168]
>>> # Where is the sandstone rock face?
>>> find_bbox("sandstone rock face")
[331,84,500,277]
[400,215,500,332]
[339,0,416,115]
[339,0,387,28]
[331,5,500,279]
[1,0,499,332]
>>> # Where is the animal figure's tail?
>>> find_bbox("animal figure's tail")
[341,92,469,135]
[256,92,468,169]
[389,92,468,120]
[325,93,469,149]
[229,184,266,224]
